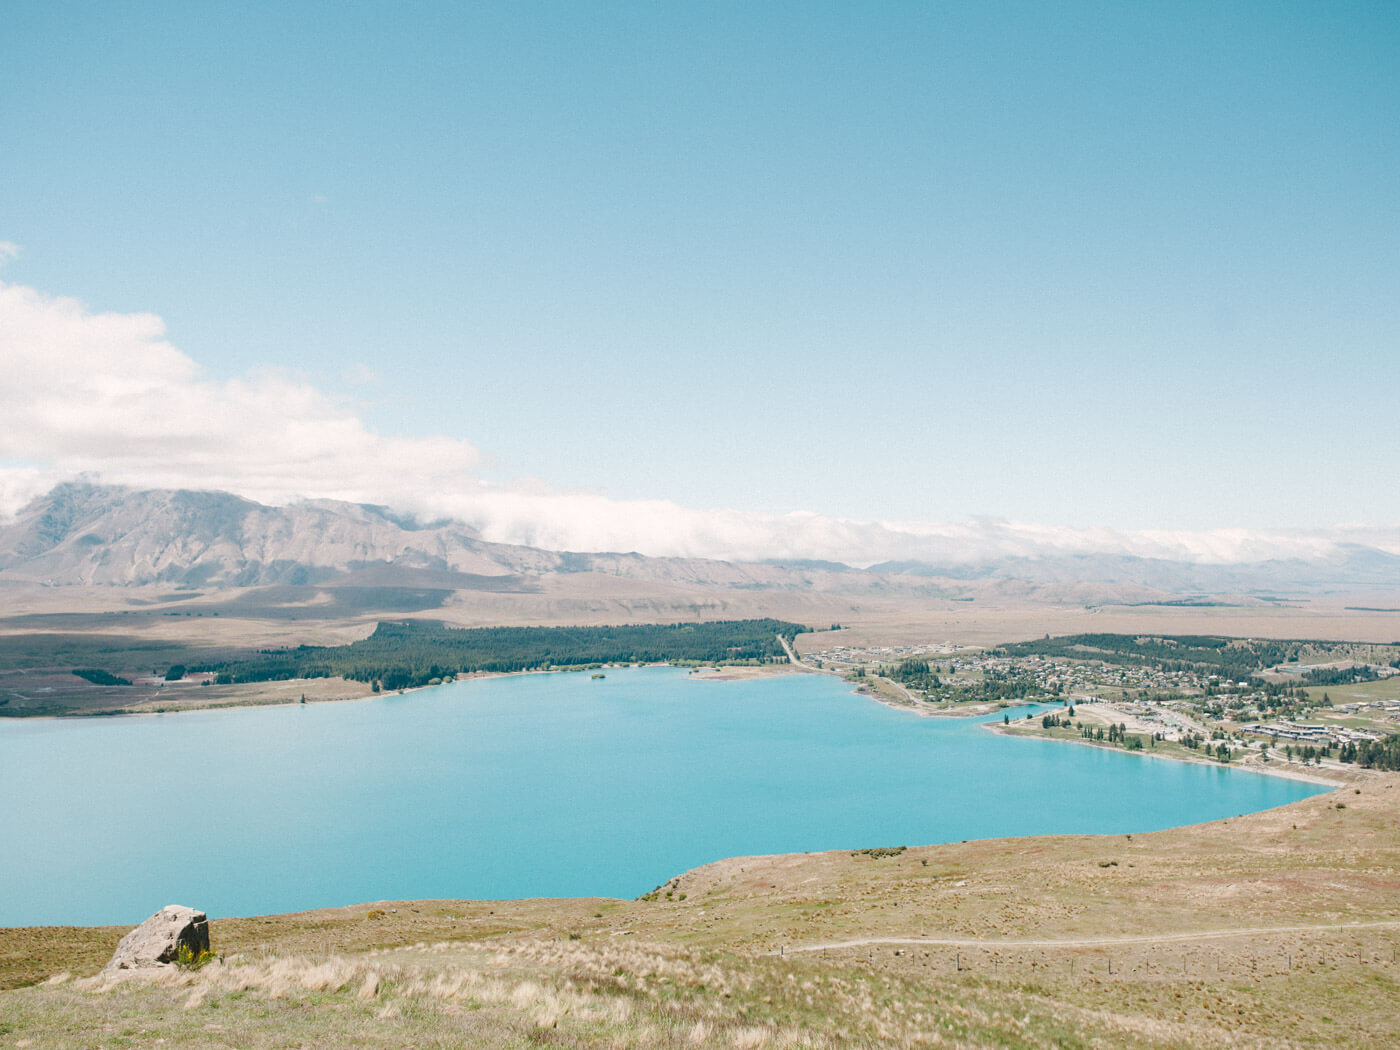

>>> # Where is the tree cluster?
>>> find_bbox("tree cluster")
[1300,665,1379,686]
[204,619,809,690]
[72,668,132,686]
[992,633,1358,688]
[1338,734,1400,770]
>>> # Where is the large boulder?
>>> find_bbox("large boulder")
[103,905,210,972]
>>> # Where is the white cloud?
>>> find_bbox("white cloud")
[0,242,19,265]
[0,281,480,512]
[1,278,1396,570]
[434,491,1399,568]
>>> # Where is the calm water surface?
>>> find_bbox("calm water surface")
[0,667,1323,925]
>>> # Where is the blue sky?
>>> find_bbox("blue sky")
[2,2,1398,553]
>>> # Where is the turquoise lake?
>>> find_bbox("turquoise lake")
[0,667,1324,926]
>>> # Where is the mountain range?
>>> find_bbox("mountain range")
[0,482,879,594]
[2,482,1397,601]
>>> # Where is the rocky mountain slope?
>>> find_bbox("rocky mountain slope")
[0,483,883,593]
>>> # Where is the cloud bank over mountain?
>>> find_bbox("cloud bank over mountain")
[0,281,481,515]
[2,279,1396,571]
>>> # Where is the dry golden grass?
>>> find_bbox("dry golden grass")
[793,597,1400,649]
[4,776,1399,1047]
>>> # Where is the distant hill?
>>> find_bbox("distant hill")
[2,483,1396,600]
[0,483,883,593]
[868,548,1400,595]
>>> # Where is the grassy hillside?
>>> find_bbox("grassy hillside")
[3,776,1398,1048]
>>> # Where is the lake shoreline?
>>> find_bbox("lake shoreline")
[0,664,1327,928]
[21,660,1359,789]
[984,719,1349,787]
[842,670,1353,787]
[11,661,807,722]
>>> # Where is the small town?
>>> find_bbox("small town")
[801,636,1400,775]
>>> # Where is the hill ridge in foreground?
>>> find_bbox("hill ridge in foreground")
[4,776,1399,1048]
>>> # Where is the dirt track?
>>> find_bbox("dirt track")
[775,919,1400,954]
